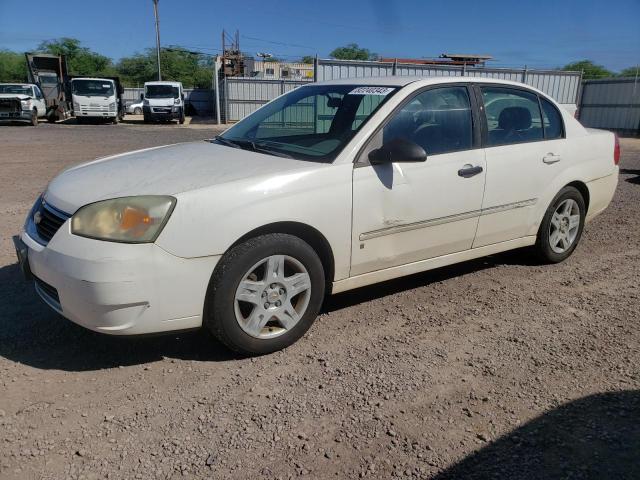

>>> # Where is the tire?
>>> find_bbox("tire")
[112,115,119,124]
[534,186,586,263]
[76,117,85,125]
[179,108,185,124]
[30,109,38,126]
[204,233,325,355]
[143,113,150,124]
[134,107,142,115]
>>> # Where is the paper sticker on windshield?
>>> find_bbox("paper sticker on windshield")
[102,84,111,88]
[348,86,394,96]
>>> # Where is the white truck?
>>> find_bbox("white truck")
[141,81,185,124]
[0,83,47,126]
[71,77,124,124]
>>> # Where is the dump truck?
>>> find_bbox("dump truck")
[25,53,72,122]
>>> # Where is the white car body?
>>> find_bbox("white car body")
[18,77,618,338]
[126,100,144,114]
[71,78,119,121]
[0,83,47,123]
[142,81,184,122]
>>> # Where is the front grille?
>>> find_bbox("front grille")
[35,202,70,243]
[0,100,20,113]
[34,275,60,306]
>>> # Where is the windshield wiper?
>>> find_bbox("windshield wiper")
[214,136,242,149]
[214,136,293,158]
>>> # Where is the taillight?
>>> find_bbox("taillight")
[614,134,621,166]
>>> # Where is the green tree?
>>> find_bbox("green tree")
[562,60,613,79]
[300,55,315,64]
[37,38,116,76]
[116,48,212,88]
[0,49,28,82]
[329,43,376,61]
[618,66,640,78]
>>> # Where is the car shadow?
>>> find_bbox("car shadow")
[431,390,640,480]
[323,247,538,313]
[0,262,242,371]
[0,248,537,372]
[620,168,640,184]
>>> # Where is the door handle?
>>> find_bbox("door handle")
[543,153,561,164]
[458,165,483,178]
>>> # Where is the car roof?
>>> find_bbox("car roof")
[145,81,182,86]
[0,83,35,87]
[318,76,536,90]
[71,78,114,82]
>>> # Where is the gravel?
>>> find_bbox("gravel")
[0,122,638,479]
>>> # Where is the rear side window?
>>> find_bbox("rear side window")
[541,97,564,140]
[383,86,473,156]
[482,87,543,146]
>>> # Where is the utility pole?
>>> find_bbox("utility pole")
[152,0,162,81]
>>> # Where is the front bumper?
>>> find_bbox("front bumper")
[19,220,219,335]
[0,109,33,122]
[143,105,181,120]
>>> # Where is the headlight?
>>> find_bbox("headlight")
[21,100,32,108]
[109,102,116,111]
[174,98,180,105]
[71,196,176,243]
[143,99,149,106]
[73,102,80,110]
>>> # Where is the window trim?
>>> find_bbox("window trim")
[474,83,565,148]
[538,95,566,141]
[355,82,481,166]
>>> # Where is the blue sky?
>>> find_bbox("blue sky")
[1,0,638,71]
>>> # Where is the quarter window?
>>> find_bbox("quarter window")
[383,86,473,156]
[541,97,564,140]
[482,87,543,146]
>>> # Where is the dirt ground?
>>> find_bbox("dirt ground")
[0,121,638,480]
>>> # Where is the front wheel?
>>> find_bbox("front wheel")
[30,109,38,126]
[204,234,325,355]
[534,186,586,263]
[178,108,185,124]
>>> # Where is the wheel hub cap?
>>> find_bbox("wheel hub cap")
[234,255,312,339]
[549,199,580,254]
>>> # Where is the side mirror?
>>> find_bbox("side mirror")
[140,93,144,100]
[369,138,427,165]
[181,93,185,100]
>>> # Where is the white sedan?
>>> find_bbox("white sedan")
[15,77,619,355]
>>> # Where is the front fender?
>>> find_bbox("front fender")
[155,163,354,280]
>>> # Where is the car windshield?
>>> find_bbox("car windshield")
[0,85,32,95]
[217,84,398,162]
[39,75,58,85]
[72,80,114,97]
[146,85,179,98]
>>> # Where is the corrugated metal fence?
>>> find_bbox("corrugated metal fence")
[221,59,581,122]
[578,78,640,136]
[316,60,581,105]
[123,88,214,116]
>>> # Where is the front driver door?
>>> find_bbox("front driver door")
[351,85,486,276]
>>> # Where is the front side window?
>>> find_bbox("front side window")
[265,68,275,76]
[482,87,543,146]
[383,86,473,156]
[219,84,398,162]
[72,80,114,97]
[541,97,564,140]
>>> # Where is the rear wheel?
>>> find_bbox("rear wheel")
[534,186,586,263]
[205,233,325,355]
[133,107,142,115]
[30,108,38,126]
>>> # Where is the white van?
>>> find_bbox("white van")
[71,77,123,124]
[142,81,185,124]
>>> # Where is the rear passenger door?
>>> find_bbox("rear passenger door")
[473,85,567,247]
[351,85,486,276]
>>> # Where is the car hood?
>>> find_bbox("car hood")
[0,94,30,101]
[44,141,319,214]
